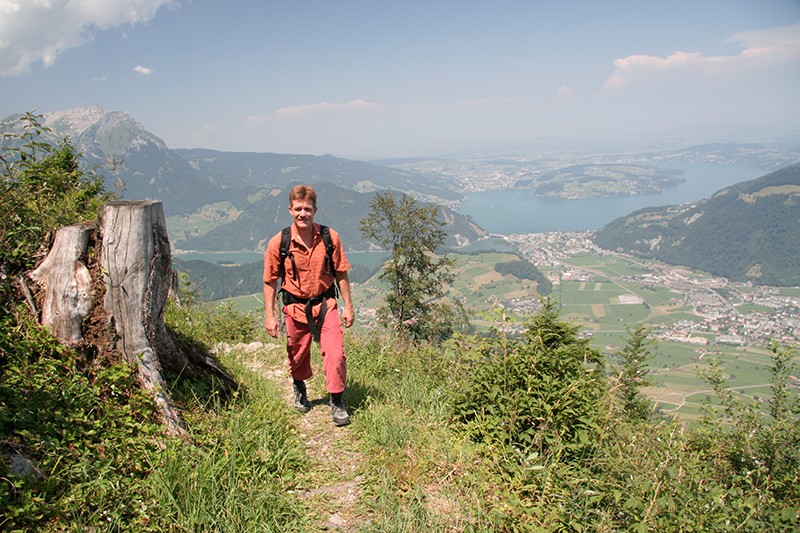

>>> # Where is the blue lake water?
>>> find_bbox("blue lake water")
[457,163,765,234]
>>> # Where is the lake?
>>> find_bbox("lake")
[458,163,765,234]
[176,162,767,264]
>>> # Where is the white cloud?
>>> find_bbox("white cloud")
[133,65,153,75]
[245,99,379,127]
[0,0,175,76]
[272,99,378,118]
[605,22,800,90]
[556,86,573,98]
[728,22,800,62]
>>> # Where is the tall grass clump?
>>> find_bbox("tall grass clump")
[146,367,307,531]
[344,332,486,530]
[145,293,309,531]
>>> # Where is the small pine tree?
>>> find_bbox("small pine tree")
[616,324,653,421]
[452,301,607,459]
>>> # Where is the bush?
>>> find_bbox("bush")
[0,309,163,530]
[448,316,799,531]
[451,301,607,460]
[1,112,111,278]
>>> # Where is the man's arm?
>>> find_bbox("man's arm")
[335,271,354,328]
[263,279,279,337]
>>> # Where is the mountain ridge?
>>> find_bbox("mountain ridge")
[5,106,799,281]
[592,163,800,286]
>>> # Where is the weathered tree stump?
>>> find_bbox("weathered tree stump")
[29,224,95,344]
[100,200,185,435]
[28,200,236,435]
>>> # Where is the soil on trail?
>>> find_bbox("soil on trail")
[259,349,369,531]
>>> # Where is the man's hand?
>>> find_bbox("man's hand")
[263,280,279,338]
[341,305,355,329]
[264,315,279,338]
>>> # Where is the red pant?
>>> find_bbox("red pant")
[284,305,346,394]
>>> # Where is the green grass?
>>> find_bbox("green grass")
[635,285,679,305]
[146,355,308,531]
[563,253,651,276]
[4,299,798,530]
[166,201,241,243]
[226,293,265,313]
[736,303,777,314]
[644,311,705,326]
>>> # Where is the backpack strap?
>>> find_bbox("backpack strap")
[278,226,297,282]
[278,224,339,298]
[319,225,341,299]
[319,225,336,277]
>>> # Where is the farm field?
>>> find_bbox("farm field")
[545,251,798,419]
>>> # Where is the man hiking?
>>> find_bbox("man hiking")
[263,184,355,426]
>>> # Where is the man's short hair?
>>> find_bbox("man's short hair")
[289,184,317,208]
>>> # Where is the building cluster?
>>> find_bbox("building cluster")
[505,231,605,265]
[504,232,800,348]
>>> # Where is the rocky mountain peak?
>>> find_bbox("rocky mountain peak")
[42,105,109,137]
[41,105,167,156]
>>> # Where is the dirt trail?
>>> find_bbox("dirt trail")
[261,353,369,531]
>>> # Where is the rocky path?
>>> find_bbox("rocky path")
[260,350,369,531]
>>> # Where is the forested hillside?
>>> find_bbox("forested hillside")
[174,182,484,252]
[593,163,800,286]
[175,148,462,200]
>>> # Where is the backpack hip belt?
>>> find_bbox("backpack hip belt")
[282,284,338,342]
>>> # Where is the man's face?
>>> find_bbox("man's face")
[289,198,316,231]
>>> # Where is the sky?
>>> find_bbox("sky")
[1,0,799,159]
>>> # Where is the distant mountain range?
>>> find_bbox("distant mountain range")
[3,106,799,287]
[592,163,800,286]
[1,106,482,250]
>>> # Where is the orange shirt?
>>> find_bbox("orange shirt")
[263,223,350,323]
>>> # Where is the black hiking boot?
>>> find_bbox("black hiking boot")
[330,392,350,426]
[293,380,312,413]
